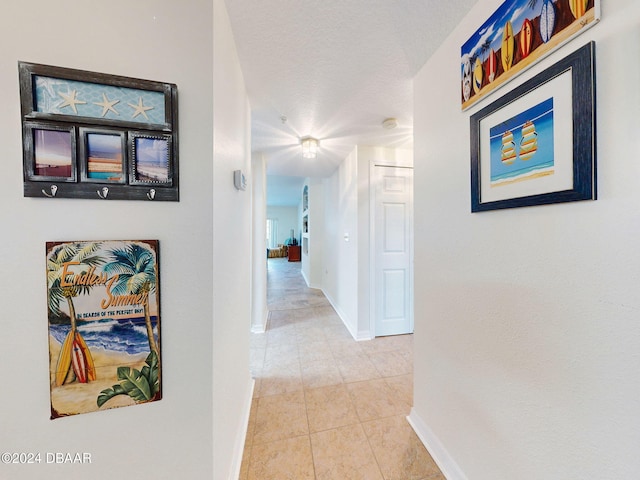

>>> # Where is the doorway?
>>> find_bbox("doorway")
[372,165,414,336]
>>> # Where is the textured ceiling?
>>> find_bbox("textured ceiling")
[224,0,477,182]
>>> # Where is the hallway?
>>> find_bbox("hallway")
[240,258,444,479]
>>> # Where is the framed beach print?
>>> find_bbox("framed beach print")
[129,132,173,186]
[461,0,600,110]
[19,62,179,200]
[79,128,127,184]
[470,42,596,212]
[47,240,162,418]
[23,122,77,183]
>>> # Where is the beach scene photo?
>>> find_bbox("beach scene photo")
[134,136,170,183]
[489,97,555,187]
[86,133,124,182]
[34,128,72,178]
[47,240,161,418]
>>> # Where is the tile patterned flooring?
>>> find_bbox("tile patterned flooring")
[239,258,444,480]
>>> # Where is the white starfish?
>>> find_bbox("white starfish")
[94,93,120,117]
[58,89,86,114]
[128,97,154,120]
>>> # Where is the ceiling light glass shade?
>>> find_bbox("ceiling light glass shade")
[301,137,319,158]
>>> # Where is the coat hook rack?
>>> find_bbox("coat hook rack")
[42,185,58,198]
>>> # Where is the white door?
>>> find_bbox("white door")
[373,166,413,336]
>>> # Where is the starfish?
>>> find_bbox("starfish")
[128,97,154,120]
[94,93,120,117]
[58,90,86,114]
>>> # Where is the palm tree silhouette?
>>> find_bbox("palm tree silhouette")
[103,243,159,356]
[47,242,104,385]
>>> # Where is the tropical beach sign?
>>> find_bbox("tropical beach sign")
[461,0,600,110]
[47,240,162,418]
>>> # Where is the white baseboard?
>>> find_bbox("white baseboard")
[251,310,268,333]
[407,408,468,480]
[230,378,255,480]
[321,288,359,340]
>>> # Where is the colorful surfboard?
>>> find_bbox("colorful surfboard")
[519,121,538,161]
[501,21,515,72]
[569,0,588,19]
[540,0,556,44]
[519,19,533,59]
[55,330,74,386]
[501,131,517,165]
[74,331,96,381]
[71,336,88,383]
[473,57,483,94]
[462,57,472,101]
[486,49,497,83]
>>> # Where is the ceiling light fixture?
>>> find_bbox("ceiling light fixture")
[382,117,398,129]
[301,137,319,159]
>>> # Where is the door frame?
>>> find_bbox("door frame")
[369,161,414,337]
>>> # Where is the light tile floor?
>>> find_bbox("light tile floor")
[240,258,444,480]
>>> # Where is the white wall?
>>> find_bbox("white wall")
[322,146,413,340]
[323,148,360,337]
[252,153,268,333]
[213,0,253,478]
[266,206,299,246]
[411,1,640,478]
[306,178,325,288]
[1,1,215,479]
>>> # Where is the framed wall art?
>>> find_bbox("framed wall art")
[470,42,596,212]
[19,62,178,201]
[461,0,600,110]
[47,240,162,418]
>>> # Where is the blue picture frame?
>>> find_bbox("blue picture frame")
[470,42,596,212]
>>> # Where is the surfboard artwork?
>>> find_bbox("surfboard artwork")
[569,0,589,19]
[501,21,515,72]
[519,18,534,59]
[486,49,498,83]
[489,97,555,188]
[462,57,472,101]
[47,240,162,419]
[540,0,556,44]
[460,0,599,109]
[473,57,484,94]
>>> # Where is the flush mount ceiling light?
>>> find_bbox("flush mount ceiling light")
[301,136,319,158]
[382,117,398,129]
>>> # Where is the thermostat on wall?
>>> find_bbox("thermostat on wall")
[234,170,247,191]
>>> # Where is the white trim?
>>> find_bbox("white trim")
[250,311,268,333]
[407,408,468,480]
[229,378,255,480]
[321,288,372,340]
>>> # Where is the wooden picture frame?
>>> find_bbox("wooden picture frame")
[79,128,127,184]
[129,132,173,186]
[19,62,178,201]
[23,121,77,183]
[470,42,596,212]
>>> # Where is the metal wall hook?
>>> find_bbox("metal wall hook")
[147,188,156,200]
[97,187,109,199]
[42,185,58,198]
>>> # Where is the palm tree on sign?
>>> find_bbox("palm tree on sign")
[102,243,159,356]
[47,242,104,385]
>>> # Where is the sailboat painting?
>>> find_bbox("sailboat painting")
[489,97,554,187]
[47,240,162,419]
[461,0,599,109]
